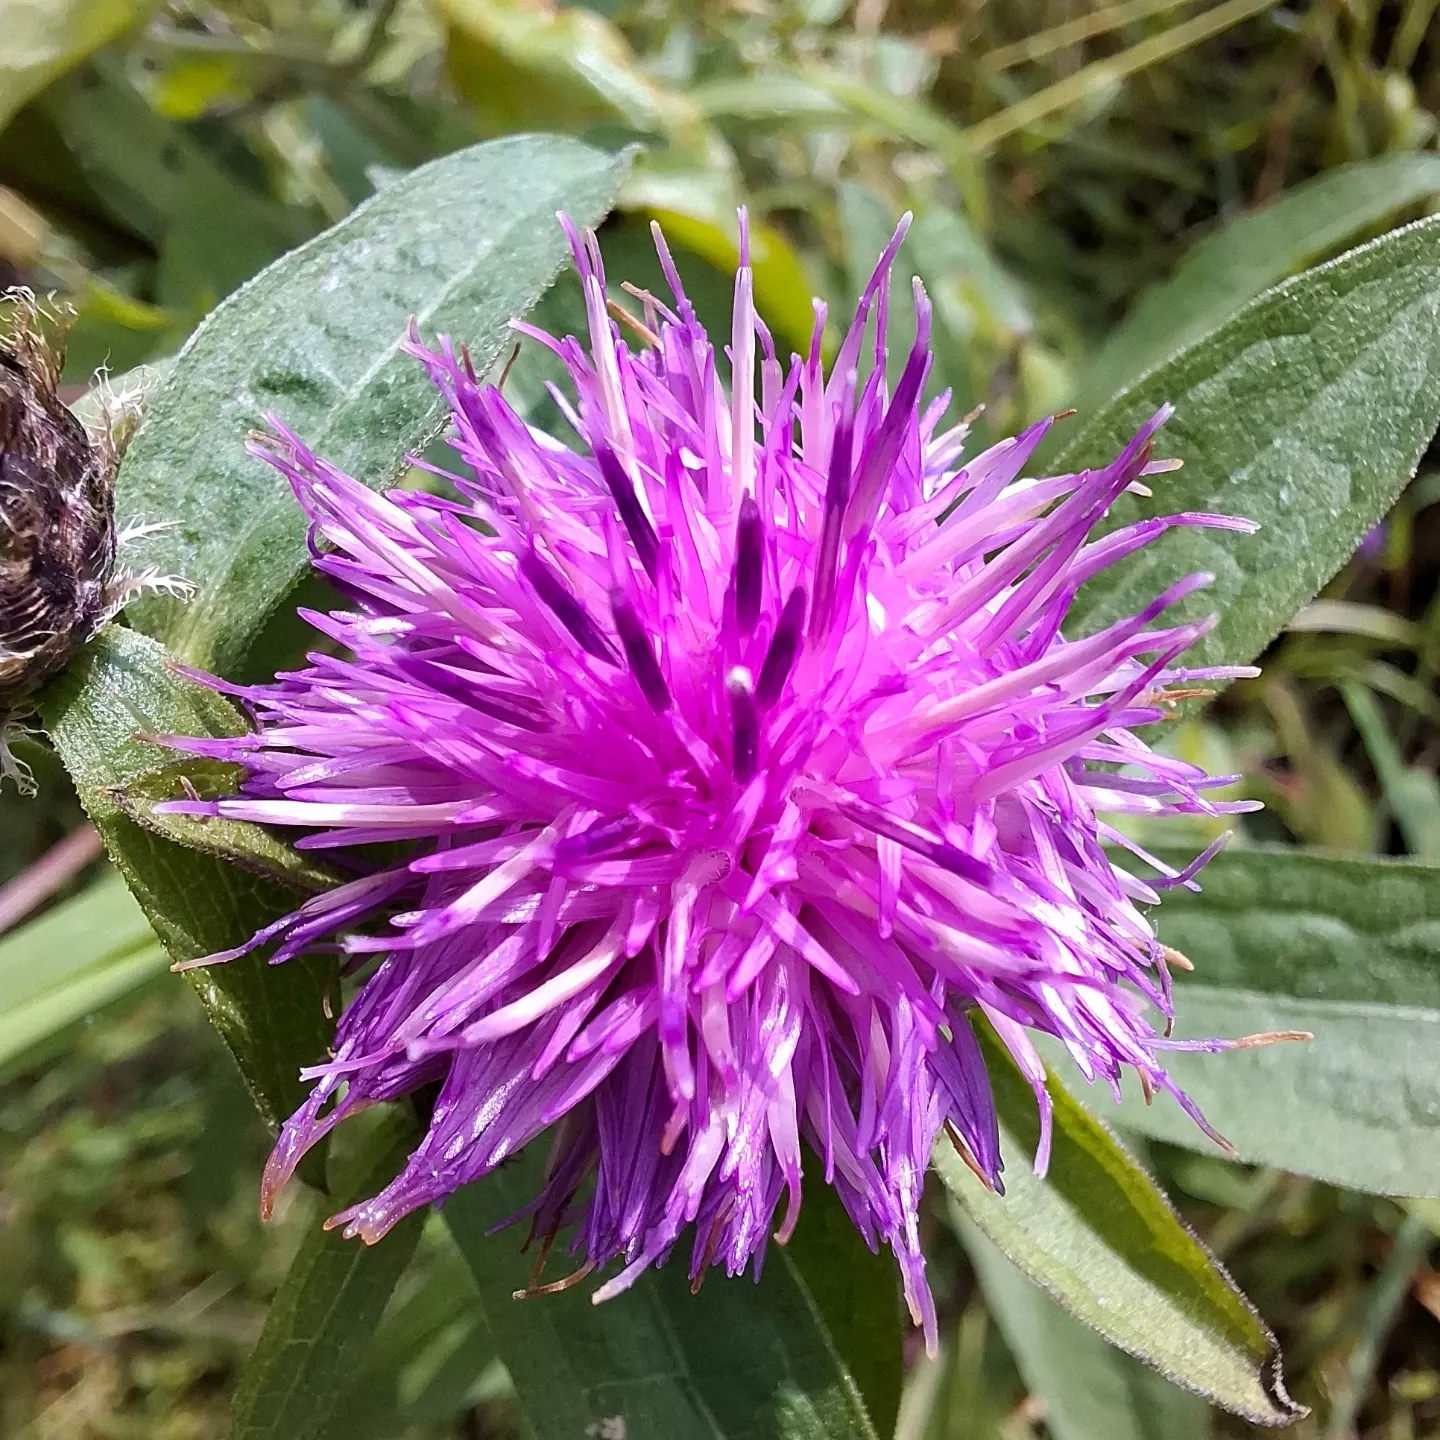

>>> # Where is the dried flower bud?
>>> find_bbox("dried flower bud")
[0,293,121,790]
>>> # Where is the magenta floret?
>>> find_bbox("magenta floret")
[162,213,1259,1349]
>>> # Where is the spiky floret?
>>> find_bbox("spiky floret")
[160,215,1262,1347]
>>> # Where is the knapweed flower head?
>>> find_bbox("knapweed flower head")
[163,213,1262,1349]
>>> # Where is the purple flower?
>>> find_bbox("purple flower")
[162,213,1260,1349]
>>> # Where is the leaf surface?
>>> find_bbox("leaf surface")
[118,134,630,676]
[445,1147,881,1440]
[1098,846,1440,1196]
[1083,156,1440,408]
[0,872,167,1079]
[963,1222,1209,1440]
[41,627,333,1138]
[1058,216,1440,672]
[231,1114,427,1440]
[937,1029,1300,1425]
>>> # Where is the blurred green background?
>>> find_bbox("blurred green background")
[2,1,1440,1436]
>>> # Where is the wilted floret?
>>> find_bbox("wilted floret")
[163,215,1261,1348]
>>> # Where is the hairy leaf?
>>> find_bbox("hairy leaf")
[1100,845,1440,1197]
[1057,215,1440,671]
[785,1175,904,1439]
[115,759,342,895]
[118,134,630,676]
[1083,155,1440,408]
[963,1222,1209,1440]
[323,1237,502,1440]
[445,1147,880,1440]
[41,627,333,1137]
[937,1030,1300,1425]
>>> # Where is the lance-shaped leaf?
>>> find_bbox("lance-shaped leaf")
[41,133,630,1142]
[0,871,168,1080]
[785,1172,904,1439]
[118,133,631,677]
[322,1239,503,1440]
[1098,845,1440,1197]
[962,1221,1209,1440]
[936,1029,1301,1426]
[1081,155,1440,408]
[231,1112,428,1440]
[41,626,333,1139]
[114,757,343,895]
[1057,214,1440,672]
[444,1144,882,1440]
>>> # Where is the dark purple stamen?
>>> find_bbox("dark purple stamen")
[611,589,671,711]
[727,667,758,782]
[734,494,763,635]
[839,799,994,889]
[392,655,548,730]
[757,585,806,708]
[844,285,933,545]
[520,549,619,665]
[596,444,660,582]
[809,413,852,643]
[554,813,640,864]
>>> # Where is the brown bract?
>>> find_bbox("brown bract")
[0,295,119,784]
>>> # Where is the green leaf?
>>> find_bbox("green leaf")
[936,1027,1300,1426]
[1286,599,1423,648]
[40,627,333,1139]
[905,205,1035,426]
[909,209,1031,339]
[0,872,169,1080]
[440,0,704,144]
[785,1174,904,1439]
[444,1145,881,1440]
[114,759,344,895]
[797,67,985,222]
[1057,215,1440,671]
[0,0,149,131]
[1097,845,1440,1197]
[324,1233,504,1440]
[118,133,631,677]
[1083,156,1440,409]
[963,1223,1209,1440]
[231,1112,427,1440]
[689,73,851,127]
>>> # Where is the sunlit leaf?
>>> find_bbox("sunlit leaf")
[0,0,151,131]
[1059,215,1440,673]
[118,133,630,677]
[1084,155,1440,408]
[1093,845,1440,1197]
[963,1222,1209,1440]
[0,872,167,1080]
[40,61,305,310]
[938,1029,1300,1425]
[41,628,334,1139]
[445,1146,881,1440]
